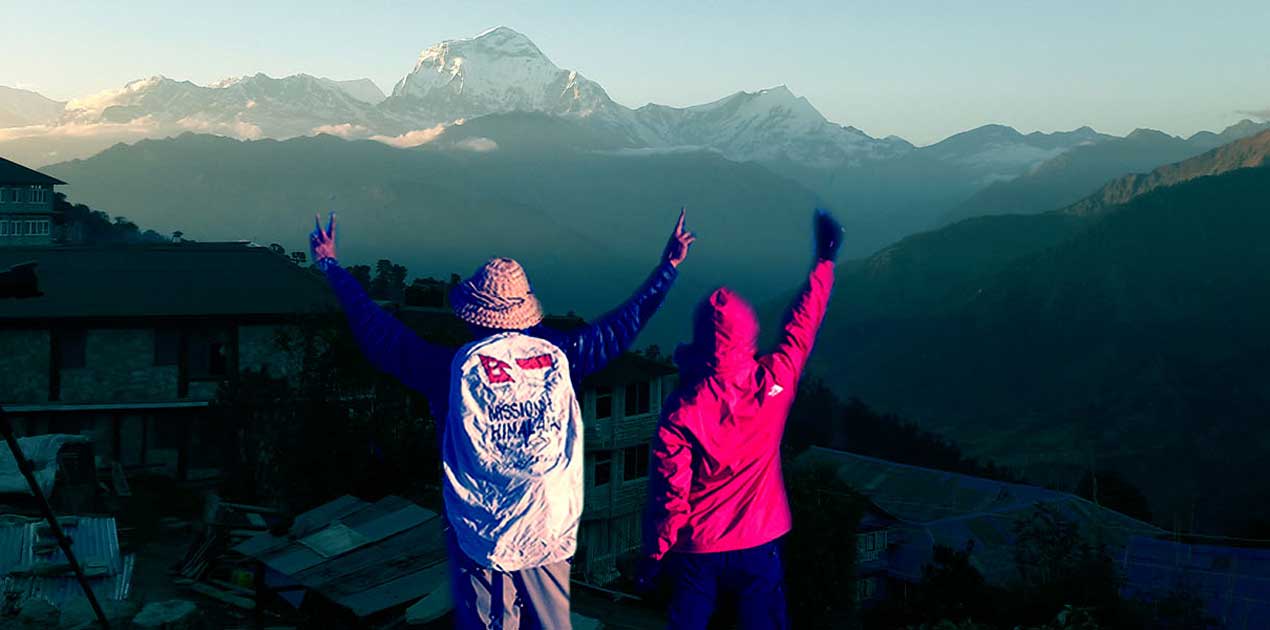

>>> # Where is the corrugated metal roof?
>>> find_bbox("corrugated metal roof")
[0,242,337,321]
[795,447,1164,586]
[234,495,449,619]
[0,514,131,609]
[1123,536,1270,630]
[0,434,92,496]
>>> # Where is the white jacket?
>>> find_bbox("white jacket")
[442,332,584,571]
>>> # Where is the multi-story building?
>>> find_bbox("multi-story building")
[0,157,63,247]
[0,241,335,480]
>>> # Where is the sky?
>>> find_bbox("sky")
[3,0,1269,146]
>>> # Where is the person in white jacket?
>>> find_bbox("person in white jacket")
[309,210,694,628]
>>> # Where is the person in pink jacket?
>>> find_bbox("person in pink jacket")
[640,209,842,629]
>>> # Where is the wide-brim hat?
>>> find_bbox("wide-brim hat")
[451,257,544,330]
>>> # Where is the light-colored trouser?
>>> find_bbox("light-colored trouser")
[448,537,572,630]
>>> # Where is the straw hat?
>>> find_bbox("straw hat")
[451,258,544,330]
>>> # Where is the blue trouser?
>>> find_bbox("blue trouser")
[664,538,790,630]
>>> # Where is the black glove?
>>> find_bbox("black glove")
[814,208,844,262]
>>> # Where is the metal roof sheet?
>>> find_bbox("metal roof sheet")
[0,242,337,321]
[234,495,448,619]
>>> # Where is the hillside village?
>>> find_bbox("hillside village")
[3,153,1269,628]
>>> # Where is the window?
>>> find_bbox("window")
[39,220,50,235]
[623,444,649,481]
[187,327,232,378]
[0,188,9,203]
[31,187,48,203]
[55,329,87,370]
[593,450,613,487]
[154,328,180,366]
[857,530,888,562]
[857,577,878,601]
[26,221,36,236]
[0,220,8,236]
[624,380,651,416]
[594,386,613,419]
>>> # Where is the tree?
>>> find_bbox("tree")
[1011,504,1123,626]
[347,265,372,290]
[370,259,408,302]
[1075,469,1152,523]
[213,313,439,513]
[52,192,170,244]
[784,462,867,628]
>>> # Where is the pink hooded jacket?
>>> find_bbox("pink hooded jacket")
[645,260,835,559]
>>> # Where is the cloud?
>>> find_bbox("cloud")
[311,123,370,139]
[65,77,164,118]
[1238,108,1270,120]
[175,116,263,140]
[370,123,447,148]
[0,116,160,142]
[454,137,498,152]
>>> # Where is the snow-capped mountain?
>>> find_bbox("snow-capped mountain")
[63,73,388,138]
[5,26,1119,174]
[384,26,625,125]
[0,86,66,128]
[318,77,386,104]
[918,123,1112,184]
[630,86,912,167]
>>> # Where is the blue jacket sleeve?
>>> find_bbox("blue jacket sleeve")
[321,261,453,397]
[549,261,679,381]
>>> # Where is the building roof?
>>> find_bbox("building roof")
[0,515,133,608]
[794,447,1163,584]
[233,495,448,620]
[583,352,678,388]
[0,157,66,186]
[0,434,92,497]
[1122,536,1270,629]
[0,242,338,321]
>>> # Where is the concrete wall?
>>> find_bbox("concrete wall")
[0,329,49,403]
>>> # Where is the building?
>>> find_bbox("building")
[0,157,64,247]
[793,447,1164,607]
[0,242,337,480]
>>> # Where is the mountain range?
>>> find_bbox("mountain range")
[796,130,1270,533]
[8,25,1266,255]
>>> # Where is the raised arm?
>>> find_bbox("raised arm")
[310,212,452,395]
[765,210,841,387]
[557,209,694,380]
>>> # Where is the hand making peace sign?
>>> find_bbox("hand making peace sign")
[663,208,697,268]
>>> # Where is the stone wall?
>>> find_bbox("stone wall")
[0,329,49,403]
[59,329,179,403]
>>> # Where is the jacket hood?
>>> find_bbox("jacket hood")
[674,287,759,383]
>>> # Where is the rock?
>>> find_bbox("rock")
[59,598,140,629]
[132,599,201,629]
[16,598,59,628]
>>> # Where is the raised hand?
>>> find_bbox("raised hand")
[814,208,844,262]
[310,211,337,265]
[662,208,697,268]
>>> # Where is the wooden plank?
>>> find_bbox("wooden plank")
[189,581,256,610]
[292,522,448,597]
